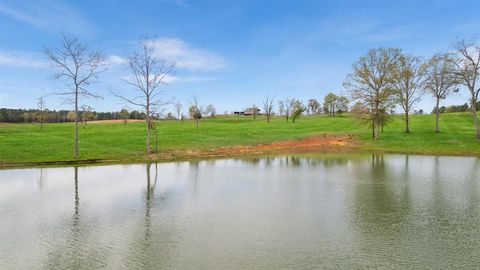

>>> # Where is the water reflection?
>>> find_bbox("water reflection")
[1,154,480,269]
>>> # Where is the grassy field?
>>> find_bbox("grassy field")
[1,113,480,165]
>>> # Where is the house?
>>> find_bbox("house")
[233,108,261,116]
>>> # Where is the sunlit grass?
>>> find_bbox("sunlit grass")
[0,113,479,163]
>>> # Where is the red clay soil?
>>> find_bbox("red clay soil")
[165,134,355,160]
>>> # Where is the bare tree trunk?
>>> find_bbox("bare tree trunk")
[374,100,380,140]
[146,104,151,153]
[435,97,440,132]
[405,110,410,133]
[74,87,79,158]
[472,96,480,139]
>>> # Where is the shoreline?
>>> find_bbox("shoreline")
[2,134,479,169]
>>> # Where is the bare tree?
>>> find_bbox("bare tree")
[120,108,129,125]
[344,47,401,139]
[251,104,259,119]
[291,100,305,123]
[45,33,106,158]
[36,97,47,131]
[423,53,459,132]
[262,96,275,122]
[174,102,182,121]
[205,104,216,118]
[189,96,202,128]
[80,105,95,128]
[283,98,294,122]
[394,54,425,133]
[278,100,285,116]
[307,99,320,115]
[451,39,480,139]
[113,37,175,153]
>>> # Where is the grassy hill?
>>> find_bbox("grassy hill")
[0,113,479,165]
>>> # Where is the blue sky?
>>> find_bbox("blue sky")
[0,0,479,113]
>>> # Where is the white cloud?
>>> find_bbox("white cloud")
[0,51,48,68]
[0,1,91,33]
[107,55,127,66]
[146,38,227,71]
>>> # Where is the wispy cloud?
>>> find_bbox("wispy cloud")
[146,38,227,71]
[107,55,127,66]
[155,0,189,8]
[0,0,92,33]
[0,51,48,68]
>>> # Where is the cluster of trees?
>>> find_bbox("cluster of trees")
[0,107,146,123]
[432,101,480,114]
[345,39,480,139]
[322,93,349,116]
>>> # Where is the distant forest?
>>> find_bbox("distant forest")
[0,108,147,123]
[1,100,479,123]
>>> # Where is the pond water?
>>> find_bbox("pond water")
[1,154,480,269]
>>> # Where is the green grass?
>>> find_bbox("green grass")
[1,113,479,164]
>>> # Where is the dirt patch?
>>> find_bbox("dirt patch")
[167,134,355,160]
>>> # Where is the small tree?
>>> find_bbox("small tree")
[283,98,294,122]
[393,54,425,133]
[291,100,305,123]
[423,53,459,132]
[120,108,129,125]
[307,99,320,115]
[205,104,216,118]
[189,97,202,128]
[263,96,275,122]
[323,93,338,116]
[335,96,349,116]
[174,102,182,121]
[278,100,285,116]
[80,105,95,128]
[251,104,259,119]
[36,97,48,130]
[67,111,76,122]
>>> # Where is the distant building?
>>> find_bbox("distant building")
[233,108,261,116]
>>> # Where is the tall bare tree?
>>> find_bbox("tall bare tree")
[423,53,459,132]
[394,54,425,133]
[113,37,175,152]
[45,34,106,158]
[344,47,401,139]
[451,39,480,139]
[262,96,275,122]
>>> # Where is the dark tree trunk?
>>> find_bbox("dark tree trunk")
[435,97,440,132]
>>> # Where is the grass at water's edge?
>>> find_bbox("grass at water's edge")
[1,113,480,168]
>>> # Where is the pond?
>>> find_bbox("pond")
[1,154,480,269]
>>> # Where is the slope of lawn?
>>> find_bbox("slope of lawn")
[0,113,479,164]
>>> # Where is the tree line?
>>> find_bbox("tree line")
[0,107,146,123]
[344,39,480,139]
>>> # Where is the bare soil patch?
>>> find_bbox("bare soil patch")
[163,134,355,160]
